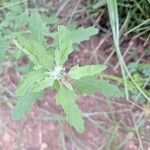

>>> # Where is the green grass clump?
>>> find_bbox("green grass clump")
[86,0,150,35]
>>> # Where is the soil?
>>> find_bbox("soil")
[0,1,150,150]
[0,36,150,150]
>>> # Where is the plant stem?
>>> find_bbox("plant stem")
[98,73,150,97]
[99,73,124,83]
[98,73,133,87]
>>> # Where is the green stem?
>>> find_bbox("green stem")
[98,73,150,97]
[99,73,124,83]
[99,73,133,86]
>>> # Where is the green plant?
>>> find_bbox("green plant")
[0,0,57,74]
[86,0,150,35]
[0,0,28,74]
[0,1,124,133]
[106,0,150,103]
[5,10,124,133]
[127,62,150,103]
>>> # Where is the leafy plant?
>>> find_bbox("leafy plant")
[127,62,150,103]
[86,0,150,35]
[0,0,58,74]
[9,11,124,133]
[106,0,150,103]
[0,0,28,74]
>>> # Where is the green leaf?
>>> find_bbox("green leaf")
[11,91,42,121]
[55,25,73,65]
[47,15,58,24]
[0,40,10,74]
[16,35,54,70]
[29,12,48,45]
[53,80,60,90]
[31,77,55,92]
[0,40,10,60]
[15,10,29,30]
[54,25,99,65]
[69,64,107,79]
[62,80,73,91]
[73,76,123,98]
[56,85,84,133]
[72,26,99,44]
[16,71,43,96]
[16,35,40,65]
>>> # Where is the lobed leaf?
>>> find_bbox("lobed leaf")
[29,12,48,45]
[73,76,123,98]
[68,64,107,79]
[55,25,99,65]
[16,71,44,96]
[31,76,55,92]
[11,91,42,121]
[72,26,99,44]
[16,34,54,70]
[56,85,84,133]
[15,10,29,30]
[55,25,73,65]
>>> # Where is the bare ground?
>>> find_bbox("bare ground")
[0,0,150,149]
[0,35,150,150]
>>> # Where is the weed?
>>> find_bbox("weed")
[0,0,149,137]
[11,14,123,132]
[0,1,124,133]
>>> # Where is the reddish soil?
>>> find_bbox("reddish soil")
[0,1,150,150]
[0,36,150,150]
